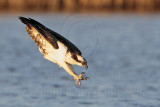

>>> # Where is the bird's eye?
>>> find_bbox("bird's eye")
[82,61,86,65]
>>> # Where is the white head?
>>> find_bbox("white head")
[77,55,88,69]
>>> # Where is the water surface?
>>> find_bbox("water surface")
[0,13,160,107]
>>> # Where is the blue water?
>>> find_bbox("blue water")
[0,13,160,107]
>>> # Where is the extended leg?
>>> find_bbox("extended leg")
[73,72,88,87]
[61,63,88,87]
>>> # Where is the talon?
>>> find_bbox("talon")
[81,72,85,74]
[74,72,89,87]
[75,80,80,88]
[82,77,89,80]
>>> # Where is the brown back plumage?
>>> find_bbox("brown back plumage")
[19,16,82,56]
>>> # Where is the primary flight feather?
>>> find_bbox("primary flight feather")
[19,16,88,87]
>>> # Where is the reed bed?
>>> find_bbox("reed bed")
[0,0,160,12]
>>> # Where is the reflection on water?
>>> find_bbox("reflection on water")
[0,14,160,107]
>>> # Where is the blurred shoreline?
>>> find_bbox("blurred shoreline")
[0,0,160,14]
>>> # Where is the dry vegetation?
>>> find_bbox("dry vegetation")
[0,0,160,12]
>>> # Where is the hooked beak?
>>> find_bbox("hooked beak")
[82,61,88,70]
[85,64,88,70]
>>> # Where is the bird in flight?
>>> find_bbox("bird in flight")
[19,16,88,87]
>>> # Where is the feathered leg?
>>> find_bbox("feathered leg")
[61,63,88,87]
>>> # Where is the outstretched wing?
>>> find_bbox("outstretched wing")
[19,16,82,62]
[19,17,59,49]
[27,17,82,56]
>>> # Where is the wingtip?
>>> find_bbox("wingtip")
[19,16,25,20]
[19,16,29,25]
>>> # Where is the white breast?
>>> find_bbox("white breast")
[44,41,68,66]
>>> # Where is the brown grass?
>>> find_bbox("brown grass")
[0,0,160,13]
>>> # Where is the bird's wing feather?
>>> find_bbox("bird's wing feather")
[19,17,59,49]
[19,16,82,62]
[22,17,81,55]
[26,27,49,55]
[29,17,82,55]
[49,29,82,55]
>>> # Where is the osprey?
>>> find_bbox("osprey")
[19,16,88,87]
